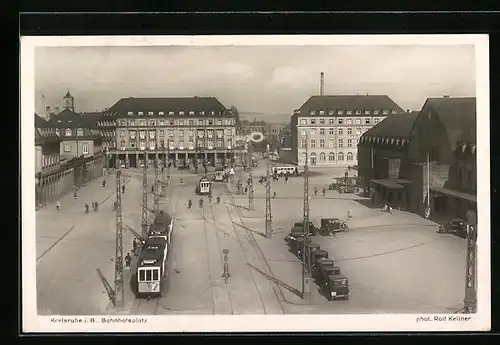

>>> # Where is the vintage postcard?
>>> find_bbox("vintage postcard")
[21,35,490,332]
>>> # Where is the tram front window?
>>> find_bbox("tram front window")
[146,269,152,281]
[139,269,146,282]
[152,269,159,281]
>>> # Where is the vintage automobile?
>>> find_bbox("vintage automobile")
[293,221,319,236]
[288,236,305,257]
[310,249,329,267]
[315,258,335,274]
[324,275,349,300]
[284,226,305,243]
[320,218,348,235]
[438,219,466,238]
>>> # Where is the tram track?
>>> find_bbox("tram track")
[222,184,286,315]
[129,182,185,316]
[201,206,216,315]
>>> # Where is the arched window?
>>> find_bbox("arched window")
[338,152,344,161]
[65,128,72,136]
[77,128,84,136]
[329,152,335,161]
[319,152,326,162]
[309,152,317,165]
[347,152,354,161]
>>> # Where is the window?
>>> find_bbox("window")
[365,118,371,124]
[168,111,175,116]
[338,110,344,115]
[149,130,155,139]
[158,120,164,126]
[355,110,361,115]
[139,270,146,282]
[320,139,325,148]
[140,120,146,126]
[347,128,353,135]
[145,269,152,281]
[169,120,175,125]
[200,111,206,116]
[127,111,133,116]
[338,119,344,125]
[392,110,398,114]
[217,120,222,126]
[189,120,194,125]
[320,128,325,136]
[339,139,343,148]
[329,152,335,161]
[301,139,306,148]
[310,139,316,148]
[310,110,316,115]
[355,119,361,125]
[310,129,316,136]
[179,120,184,126]
[338,152,344,161]
[168,129,174,137]
[319,118,325,124]
[77,128,84,136]
[130,140,136,149]
[179,139,185,148]
[374,110,379,115]
[217,130,223,138]
[346,119,352,125]
[149,120,156,126]
[139,130,146,139]
[347,152,353,161]
[328,110,335,115]
[120,130,125,137]
[208,120,213,125]
[210,111,215,115]
[329,119,335,124]
[138,111,144,116]
[227,120,233,125]
[179,111,185,116]
[319,110,325,115]
[329,139,335,148]
[364,110,370,115]
[129,130,137,139]
[346,110,352,115]
[152,269,159,281]
[148,111,154,116]
[189,111,195,115]
[179,130,184,137]
[338,128,343,135]
[328,128,334,135]
[310,119,316,125]
[82,144,89,154]
[149,140,155,150]
[198,120,204,125]
[301,129,306,136]
[301,119,307,125]
[320,152,326,161]
[65,128,72,136]
[356,129,361,135]
[64,143,71,152]
[158,129,164,137]
[374,118,380,124]
[159,111,164,116]
[188,139,194,148]
[129,120,135,126]
[348,139,353,147]
[189,129,194,136]
[225,129,232,136]
[383,110,389,115]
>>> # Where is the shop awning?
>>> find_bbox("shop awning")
[370,179,411,190]
[430,186,477,203]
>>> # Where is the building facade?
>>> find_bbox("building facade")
[35,114,61,176]
[109,97,238,168]
[291,95,404,167]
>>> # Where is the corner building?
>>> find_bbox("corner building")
[110,97,238,168]
[291,95,404,167]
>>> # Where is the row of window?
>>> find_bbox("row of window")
[308,109,397,116]
[63,143,90,154]
[300,117,382,126]
[301,138,359,148]
[305,152,355,162]
[118,118,234,127]
[119,139,232,151]
[55,128,85,136]
[119,129,234,139]
[301,127,367,136]
[127,110,225,117]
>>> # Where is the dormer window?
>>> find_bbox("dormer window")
[319,110,325,115]
[189,111,195,115]
[338,110,344,115]
[77,128,84,136]
[364,110,370,115]
[210,111,215,115]
[179,111,185,116]
[383,110,389,115]
[346,110,353,115]
[391,110,398,114]
[65,128,72,136]
[355,110,361,115]
[310,110,316,115]
[148,111,154,116]
[374,110,380,115]
[328,110,334,115]
[138,111,144,116]
[219,111,224,115]
[200,111,205,116]
[168,111,175,116]
[158,111,165,116]
[127,111,133,116]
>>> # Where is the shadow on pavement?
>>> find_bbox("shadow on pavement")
[246,263,303,299]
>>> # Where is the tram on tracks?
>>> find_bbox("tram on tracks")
[196,176,212,195]
[149,210,173,244]
[214,167,224,182]
[136,237,168,297]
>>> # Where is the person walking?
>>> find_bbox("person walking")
[85,203,89,214]
[132,239,137,255]
[314,187,318,196]
[73,191,78,199]
[285,175,289,183]
[348,209,352,220]
[56,200,61,211]
[122,184,126,194]
[125,253,132,267]
[322,187,326,197]
[188,199,192,209]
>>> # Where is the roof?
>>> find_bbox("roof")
[298,95,404,116]
[81,112,103,127]
[422,97,476,148]
[456,119,477,146]
[138,238,167,263]
[107,97,231,118]
[361,111,419,140]
[64,90,73,98]
[46,108,99,129]
[35,113,47,128]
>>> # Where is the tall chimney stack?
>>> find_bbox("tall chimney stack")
[320,72,324,96]
[45,105,51,120]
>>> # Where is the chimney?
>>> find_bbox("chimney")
[45,105,51,120]
[54,106,60,114]
[320,72,324,96]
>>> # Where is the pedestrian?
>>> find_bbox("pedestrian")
[208,193,212,204]
[102,180,106,188]
[56,200,60,211]
[348,209,352,220]
[132,239,137,254]
[95,201,99,211]
[199,198,203,208]
[273,192,276,199]
[314,187,318,196]
[151,185,154,193]
[322,187,326,197]
[73,191,78,199]
[122,185,126,194]
[188,199,192,209]
[113,201,117,211]
[285,175,289,183]
[125,253,132,267]
[85,203,89,214]
[216,196,221,204]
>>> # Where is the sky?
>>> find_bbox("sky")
[34,45,476,122]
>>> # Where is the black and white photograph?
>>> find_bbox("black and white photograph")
[21,35,490,332]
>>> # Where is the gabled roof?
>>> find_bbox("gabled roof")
[107,97,229,117]
[298,95,404,116]
[64,90,73,98]
[46,108,99,129]
[422,97,476,149]
[81,112,103,127]
[35,113,47,128]
[362,111,419,140]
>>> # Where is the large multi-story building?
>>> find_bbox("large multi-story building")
[108,97,238,168]
[291,95,405,167]
[35,114,61,176]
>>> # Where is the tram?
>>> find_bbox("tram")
[196,177,212,195]
[148,210,173,245]
[214,167,224,182]
[136,237,168,297]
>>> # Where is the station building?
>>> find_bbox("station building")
[291,95,405,167]
[107,97,238,168]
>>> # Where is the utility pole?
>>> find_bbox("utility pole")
[160,141,166,197]
[302,133,311,300]
[265,143,272,237]
[248,146,254,210]
[141,152,149,240]
[464,210,478,313]
[167,143,171,187]
[114,170,124,307]
[153,124,160,213]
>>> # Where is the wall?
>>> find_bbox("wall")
[35,145,42,174]
[60,139,95,159]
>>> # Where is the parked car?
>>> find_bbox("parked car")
[438,219,466,238]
